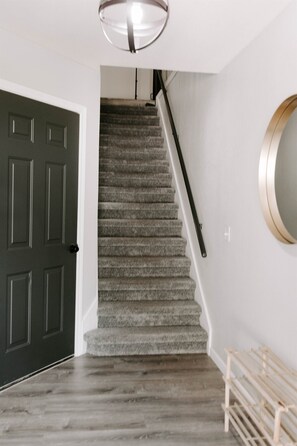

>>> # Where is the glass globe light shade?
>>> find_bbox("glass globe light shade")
[98,0,169,53]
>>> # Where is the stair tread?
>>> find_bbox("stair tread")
[100,110,158,116]
[99,256,190,264]
[97,301,202,327]
[99,172,171,179]
[100,159,169,166]
[99,160,169,174]
[100,150,166,161]
[98,276,196,290]
[101,111,158,116]
[98,202,179,220]
[98,221,182,237]
[101,113,159,125]
[101,122,161,128]
[100,186,174,193]
[85,325,207,344]
[101,129,161,133]
[101,124,161,132]
[99,301,201,315]
[98,219,181,226]
[98,237,186,246]
[98,202,178,209]
[101,98,155,105]
[99,188,175,203]
[99,179,171,187]
[100,105,158,116]
[100,144,164,151]
[100,135,163,142]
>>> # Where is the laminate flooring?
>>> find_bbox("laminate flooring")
[0,354,240,446]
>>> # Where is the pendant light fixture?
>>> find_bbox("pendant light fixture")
[98,0,169,53]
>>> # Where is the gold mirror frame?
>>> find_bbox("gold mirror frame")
[259,95,297,244]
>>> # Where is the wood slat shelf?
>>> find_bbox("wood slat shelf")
[223,346,297,446]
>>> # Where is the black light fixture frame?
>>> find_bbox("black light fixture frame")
[99,0,169,53]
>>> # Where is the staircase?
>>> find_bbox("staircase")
[84,99,208,356]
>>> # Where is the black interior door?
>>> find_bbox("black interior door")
[0,90,79,387]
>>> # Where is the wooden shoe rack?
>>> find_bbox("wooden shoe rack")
[223,346,297,445]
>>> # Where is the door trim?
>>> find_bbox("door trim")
[0,78,87,356]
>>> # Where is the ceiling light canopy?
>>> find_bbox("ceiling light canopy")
[99,0,169,53]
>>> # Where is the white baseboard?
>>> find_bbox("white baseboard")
[75,296,98,356]
[210,347,226,375]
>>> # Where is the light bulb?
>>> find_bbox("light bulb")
[131,3,143,25]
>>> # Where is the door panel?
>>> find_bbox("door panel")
[6,271,32,352]
[45,163,66,244]
[0,90,79,387]
[46,122,67,148]
[43,266,64,338]
[8,158,33,249]
[9,113,34,142]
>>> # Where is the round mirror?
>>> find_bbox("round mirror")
[259,95,297,244]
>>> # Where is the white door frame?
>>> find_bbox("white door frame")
[0,78,87,356]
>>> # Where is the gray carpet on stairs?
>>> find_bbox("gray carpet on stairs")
[84,99,208,356]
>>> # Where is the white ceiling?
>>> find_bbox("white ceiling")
[0,0,292,73]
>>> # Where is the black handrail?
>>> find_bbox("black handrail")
[157,70,207,258]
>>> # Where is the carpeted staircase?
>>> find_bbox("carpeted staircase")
[84,99,208,356]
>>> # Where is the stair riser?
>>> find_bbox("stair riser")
[98,226,182,237]
[98,209,178,219]
[100,126,162,137]
[98,244,185,256]
[100,148,166,161]
[100,161,169,174]
[99,176,172,188]
[85,326,206,344]
[86,341,207,356]
[101,115,160,126]
[98,277,196,292]
[98,314,201,328]
[98,267,191,278]
[99,290,195,301]
[100,136,164,148]
[99,192,175,203]
[100,106,158,116]
[98,244,186,257]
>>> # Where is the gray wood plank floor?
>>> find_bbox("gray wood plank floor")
[0,354,240,446]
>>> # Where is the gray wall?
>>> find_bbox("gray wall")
[165,3,297,369]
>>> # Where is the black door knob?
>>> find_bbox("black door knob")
[69,244,79,253]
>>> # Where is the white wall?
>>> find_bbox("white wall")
[0,28,100,355]
[163,2,297,370]
[101,66,152,100]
